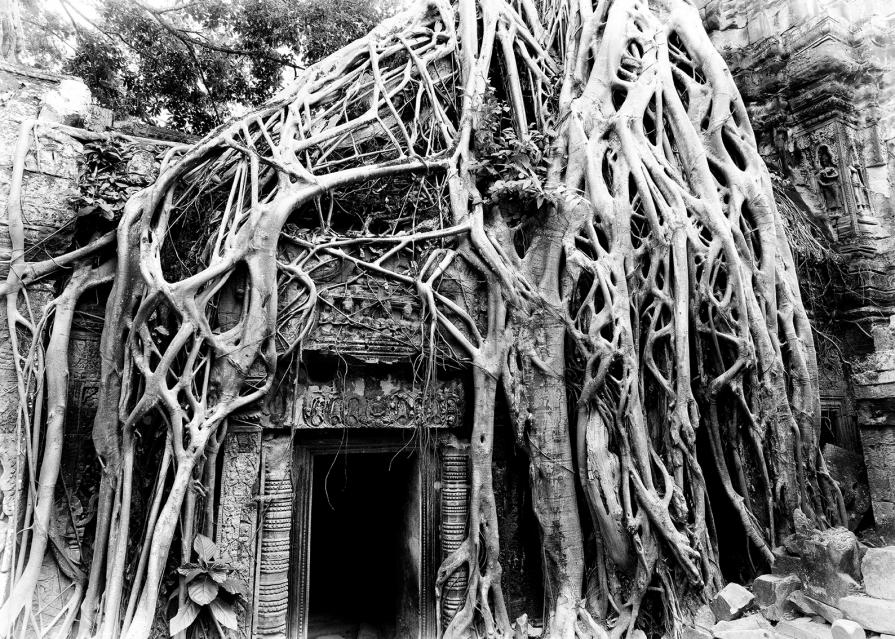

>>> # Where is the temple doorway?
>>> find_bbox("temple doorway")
[304,448,421,639]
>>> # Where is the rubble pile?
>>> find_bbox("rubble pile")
[684,517,895,639]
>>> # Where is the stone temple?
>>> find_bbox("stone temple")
[1,0,895,638]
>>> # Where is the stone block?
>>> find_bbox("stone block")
[712,583,756,621]
[838,595,895,634]
[776,618,834,639]
[859,425,895,540]
[755,574,802,607]
[823,444,872,531]
[830,620,864,639]
[713,614,772,633]
[684,626,713,639]
[773,549,804,576]
[861,547,895,600]
[714,630,775,639]
[803,572,860,609]
[787,591,844,625]
[783,524,863,606]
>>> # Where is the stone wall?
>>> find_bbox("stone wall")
[0,61,91,602]
[700,0,895,539]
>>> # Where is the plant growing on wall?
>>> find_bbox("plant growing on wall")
[0,0,846,638]
[169,535,245,637]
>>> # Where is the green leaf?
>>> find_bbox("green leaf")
[169,600,200,636]
[209,598,238,630]
[193,534,218,562]
[188,575,219,606]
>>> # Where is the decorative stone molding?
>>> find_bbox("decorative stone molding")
[217,430,262,639]
[254,434,294,638]
[439,441,470,630]
[295,375,464,430]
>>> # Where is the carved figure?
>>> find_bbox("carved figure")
[816,145,844,214]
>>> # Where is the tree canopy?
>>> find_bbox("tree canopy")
[18,0,396,134]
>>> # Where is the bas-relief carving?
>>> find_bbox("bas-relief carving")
[295,376,464,430]
[788,118,887,244]
[439,443,470,630]
[255,434,293,638]
[218,431,261,639]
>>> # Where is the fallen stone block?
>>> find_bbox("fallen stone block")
[683,625,713,639]
[755,574,802,607]
[713,629,775,639]
[861,547,895,601]
[755,574,802,621]
[787,591,845,624]
[838,596,895,634]
[776,617,834,639]
[830,620,865,639]
[712,583,755,621]
[713,614,772,634]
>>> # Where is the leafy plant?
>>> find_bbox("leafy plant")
[169,535,246,637]
[71,140,146,223]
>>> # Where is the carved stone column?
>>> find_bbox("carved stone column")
[439,441,469,630]
[254,433,293,638]
[217,427,261,639]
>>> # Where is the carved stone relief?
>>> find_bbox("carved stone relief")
[295,375,464,430]
[790,117,887,246]
[439,441,470,630]
[217,429,262,639]
[255,433,294,638]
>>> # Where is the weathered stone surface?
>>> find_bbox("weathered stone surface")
[217,430,261,639]
[782,524,863,606]
[755,574,802,607]
[126,149,157,186]
[838,596,895,634]
[712,583,756,621]
[755,573,802,619]
[776,618,835,639]
[773,549,804,576]
[695,604,717,630]
[788,591,845,625]
[861,547,895,600]
[684,625,714,639]
[830,620,865,639]
[823,444,872,531]
[713,614,772,633]
[713,630,775,639]
[859,425,895,540]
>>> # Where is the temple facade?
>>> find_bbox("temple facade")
[1,0,895,637]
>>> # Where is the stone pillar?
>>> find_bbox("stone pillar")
[217,427,262,639]
[254,433,293,639]
[439,440,470,630]
[853,320,895,541]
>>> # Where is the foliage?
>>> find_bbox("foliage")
[169,535,246,637]
[70,139,149,223]
[54,0,395,134]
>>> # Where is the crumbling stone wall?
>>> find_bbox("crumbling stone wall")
[699,0,895,539]
[0,61,90,602]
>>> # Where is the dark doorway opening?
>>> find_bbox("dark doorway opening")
[307,451,417,639]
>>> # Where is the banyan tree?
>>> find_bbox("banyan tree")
[0,0,846,637]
